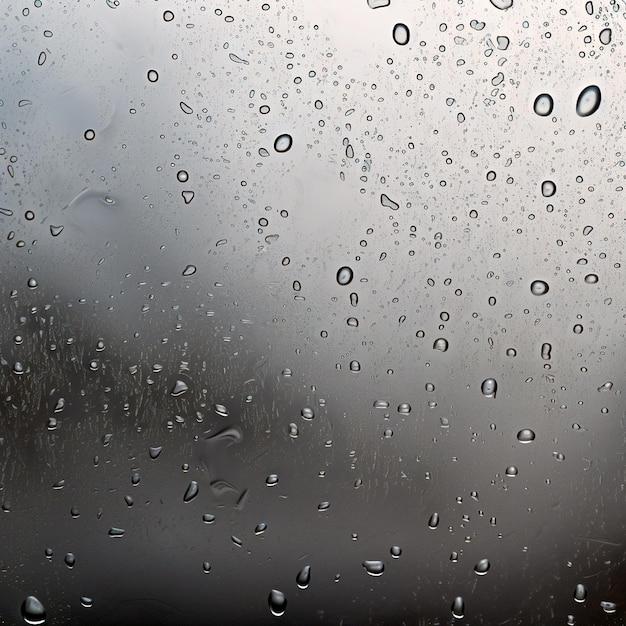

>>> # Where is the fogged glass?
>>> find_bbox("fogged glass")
[1,0,624,624]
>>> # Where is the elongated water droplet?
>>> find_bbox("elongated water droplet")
[171,380,188,396]
[574,583,587,603]
[296,565,311,589]
[392,23,410,45]
[449,597,465,620]
[517,429,535,443]
[530,280,549,295]
[80,597,93,608]
[182,264,196,276]
[274,134,293,153]
[576,85,601,117]
[337,266,353,286]
[183,480,199,502]
[268,589,287,617]
[600,601,617,614]
[428,512,439,529]
[541,343,552,360]
[21,596,46,625]
[362,560,385,576]
[533,93,553,116]
[474,559,490,575]
[380,193,399,210]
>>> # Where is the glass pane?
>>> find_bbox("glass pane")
[1,1,624,624]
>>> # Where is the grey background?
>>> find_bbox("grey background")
[0,0,624,623]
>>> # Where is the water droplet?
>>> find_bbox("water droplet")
[433,337,449,352]
[27,277,38,289]
[317,501,330,511]
[108,527,125,537]
[165,380,189,402]
[183,480,199,502]
[274,134,293,153]
[517,429,535,443]
[163,10,174,22]
[599,28,612,45]
[336,266,354,286]
[288,423,299,438]
[149,446,162,459]
[390,546,402,558]
[80,597,93,608]
[147,69,159,82]
[505,465,518,477]
[177,170,189,183]
[181,190,195,204]
[266,473,278,487]
[576,85,601,117]
[541,343,552,360]
[574,583,587,603]
[451,596,465,619]
[506,348,517,357]
[541,180,556,197]
[474,559,490,575]
[380,193,399,210]
[202,561,211,573]
[397,403,411,414]
[49,225,64,236]
[349,360,361,372]
[84,129,95,141]
[362,560,385,576]
[12,361,25,375]
[428,512,439,529]
[347,317,359,327]
[301,407,315,420]
[598,381,613,392]
[64,552,76,568]
[268,589,287,616]
[213,404,229,417]
[182,264,196,276]
[533,93,554,116]
[180,101,193,114]
[367,0,390,7]
[600,601,617,614]
[202,513,215,524]
[530,280,549,295]
[573,324,583,334]
[21,596,46,625]
[481,378,497,398]
[392,23,410,46]
[584,273,598,284]
[296,565,311,589]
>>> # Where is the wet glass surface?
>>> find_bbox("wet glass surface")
[1,1,625,624]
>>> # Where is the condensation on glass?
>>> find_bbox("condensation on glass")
[0,0,624,624]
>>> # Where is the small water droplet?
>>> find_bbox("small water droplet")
[149,446,162,459]
[397,403,411,414]
[182,264,196,276]
[80,597,93,609]
[265,473,278,487]
[533,93,554,116]
[367,0,390,7]
[481,378,497,398]
[362,560,385,576]
[288,423,299,438]
[505,465,518,477]
[64,553,76,568]
[296,565,311,589]
[584,273,598,284]
[517,429,535,443]
[183,480,199,502]
[49,225,64,236]
[21,596,46,625]
[428,512,439,529]
[274,134,293,153]
[600,601,617,614]
[541,343,552,360]
[84,129,95,141]
[108,527,125,537]
[573,324,583,334]
[202,561,211,573]
[163,10,174,21]
[27,278,38,289]
[147,69,159,82]
[268,589,287,617]
[301,407,315,420]
[474,559,490,575]
[392,23,410,45]
[317,501,330,511]
[349,360,361,372]
[451,596,465,619]
[576,85,601,117]
[337,266,354,286]
[202,513,215,524]
[182,190,195,204]
[433,337,449,352]
[390,546,402,558]
[599,28,612,45]
[530,280,549,295]
[541,180,556,197]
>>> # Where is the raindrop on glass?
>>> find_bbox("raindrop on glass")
[392,23,410,46]
[21,596,46,625]
[533,93,554,116]
[362,560,385,576]
[268,589,287,617]
[274,134,293,153]
[576,85,601,117]
[530,280,549,296]
[296,565,311,589]
[336,266,354,286]
[517,429,535,443]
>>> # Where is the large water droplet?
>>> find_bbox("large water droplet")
[182,264,196,276]
[268,589,287,616]
[599,28,612,45]
[349,360,361,372]
[433,337,449,352]
[21,596,46,625]
[481,378,497,398]
[600,601,617,614]
[533,93,554,116]
[505,465,518,477]
[541,180,556,197]
[274,134,293,153]
[265,473,278,487]
[392,23,410,45]
[517,429,535,443]
[584,273,598,284]
[64,553,76,568]
[390,545,402,558]
[451,596,465,619]
[574,583,587,603]
[397,403,411,414]
[336,266,354,286]
[362,560,385,576]
[428,512,439,529]
[576,85,601,117]
[296,565,311,589]
[301,407,315,420]
[474,559,490,575]
[171,380,188,396]
[530,280,549,296]
[541,343,552,360]
[183,480,199,502]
